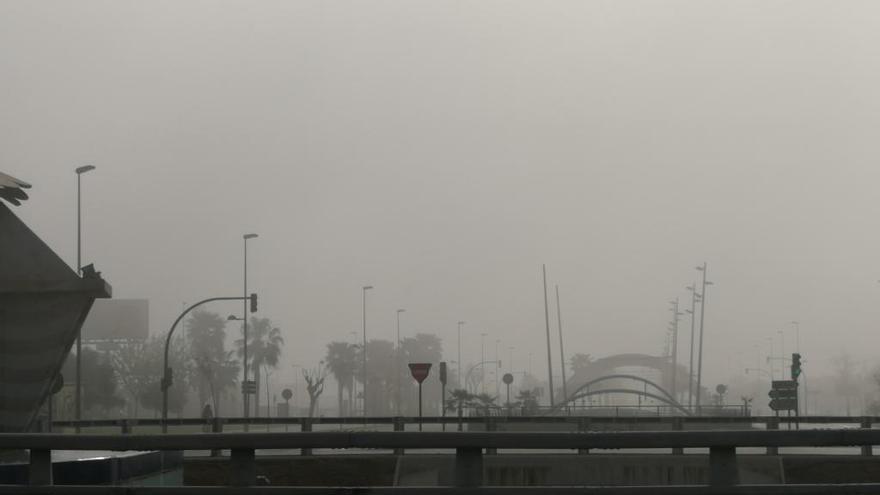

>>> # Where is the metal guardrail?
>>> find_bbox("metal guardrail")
[6,428,880,491]
[49,414,880,429]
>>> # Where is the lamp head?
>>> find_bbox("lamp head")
[75,165,96,175]
[244,233,258,240]
[363,285,373,290]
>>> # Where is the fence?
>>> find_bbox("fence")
[49,414,879,433]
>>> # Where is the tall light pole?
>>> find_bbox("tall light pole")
[362,285,373,417]
[669,298,682,402]
[695,262,712,413]
[74,164,95,431]
[243,233,258,420]
[685,283,700,409]
[495,339,501,396]
[395,308,405,415]
[480,333,487,394]
[508,346,515,373]
[542,264,555,407]
[777,329,785,375]
[457,321,465,388]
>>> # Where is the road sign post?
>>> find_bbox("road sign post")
[408,363,432,431]
[503,373,514,415]
[768,380,798,428]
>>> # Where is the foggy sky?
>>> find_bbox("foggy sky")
[4,1,880,389]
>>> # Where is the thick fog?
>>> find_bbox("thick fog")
[4,1,880,401]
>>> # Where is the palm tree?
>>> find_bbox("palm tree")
[445,388,474,431]
[471,393,498,416]
[236,317,283,417]
[325,342,359,416]
[187,310,239,414]
[516,389,540,415]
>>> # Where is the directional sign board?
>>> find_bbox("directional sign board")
[769,398,797,411]
[772,380,797,390]
[769,389,797,399]
[408,363,432,384]
[241,380,257,395]
[769,380,798,412]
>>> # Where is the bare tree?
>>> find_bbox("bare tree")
[303,365,327,418]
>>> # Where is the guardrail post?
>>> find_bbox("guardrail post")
[672,417,684,455]
[486,417,497,455]
[455,447,483,487]
[29,449,52,485]
[394,417,405,455]
[211,418,223,457]
[709,446,739,486]
[301,417,312,456]
[577,418,590,455]
[230,448,255,486]
[862,417,873,456]
[766,417,778,455]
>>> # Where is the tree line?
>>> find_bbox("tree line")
[62,310,283,419]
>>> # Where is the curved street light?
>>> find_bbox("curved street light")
[162,294,255,432]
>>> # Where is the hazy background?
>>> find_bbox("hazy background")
[3,1,880,390]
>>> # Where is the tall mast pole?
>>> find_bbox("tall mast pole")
[542,265,555,407]
[669,298,680,402]
[555,285,568,402]
[695,262,709,413]
[686,283,699,408]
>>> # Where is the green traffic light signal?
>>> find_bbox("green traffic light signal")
[791,353,802,380]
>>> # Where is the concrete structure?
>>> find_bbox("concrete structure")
[0,202,111,431]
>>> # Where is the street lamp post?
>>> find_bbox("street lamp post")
[495,339,501,396]
[766,337,775,379]
[669,298,682,402]
[164,295,255,432]
[243,233,258,422]
[695,262,713,413]
[396,308,405,415]
[778,329,785,377]
[685,283,700,409]
[362,285,373,417]
[480,333,487,394]
[74,164,95,432]
[457,321,465,388]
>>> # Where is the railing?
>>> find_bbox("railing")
[49,414,880,431]
[5,429,880,492]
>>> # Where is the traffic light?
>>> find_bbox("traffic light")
[250,293,258,313]
[791,353,802,380]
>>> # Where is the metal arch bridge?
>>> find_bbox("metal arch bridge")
[550,374,691,416]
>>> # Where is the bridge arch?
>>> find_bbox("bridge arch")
[563,388,692,416]
[565,374,678,405]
